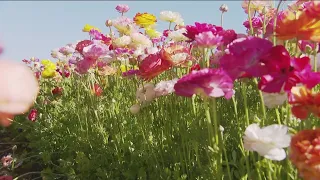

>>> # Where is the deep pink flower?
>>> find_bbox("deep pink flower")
[184,22,223,41]
[195,32,223,48]
[89,29,103,40]
[75,40,93,54]
[298,40,317,53]
[243,17,263,29]
[174,68,234,99]
[52,87,63,95]
[163,30,172,37]
[217,29,237,47]
[258,45,320,92]
[115,4,130,13]
[122,69,139,77]
[75,58,95,74]
[219,37,273,80]
[27,109,37,122]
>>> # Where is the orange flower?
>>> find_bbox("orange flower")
[290,128,320,180]
[276,3,320,41]
[138,52,172,81]
[289,86,320,119]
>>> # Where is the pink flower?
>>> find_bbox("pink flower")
[1,155,13,167]
[258,45,320,92]
[89,29,103,40]
[195,32,223,48]
[184,22,223,41]
[219,37,273,80]
[174,68,234,99]
[115,4,130,13]
[298,40,317,53]
[0,44,3,55]
[0,61,39,127]
[27,109,38,122]
[122,69,139,77]
[243,17,263,29]
[82,41,109,60]
[75,58,95,74]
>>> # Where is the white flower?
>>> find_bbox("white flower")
[262,92,288,108]
[145,47,158,55]
[154,78,179,97]
[136,83,156,103]
[130,33,152,49]
[243,123,291,161]
[168,28,188,42]
[114,35,131,47]
[160,11,184,25]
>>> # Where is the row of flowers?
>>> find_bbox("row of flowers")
[1,1,320,179]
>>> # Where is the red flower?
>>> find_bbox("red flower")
[0,176,13,180]
[75,40,93,54]
[52,87,63,95]
[190,64,200,72]
[93,84,103,97]
[28,109,38,122]
[138,51,173,81]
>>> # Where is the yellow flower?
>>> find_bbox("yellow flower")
[145,27,161,39]
[41,59,57,78]
[119,64,138,73]
[133,13,157,28]
[82,24,101,32]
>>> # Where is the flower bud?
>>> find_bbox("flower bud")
[130,104,140,114]
[105,19,112,27]
[219,4,228,13]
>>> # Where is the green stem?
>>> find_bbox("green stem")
[248,0,254,35]
[273,0,283,46]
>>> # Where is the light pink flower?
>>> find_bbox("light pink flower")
[154,78,179,97]
[195,31,223,48]
[115,4,130,13]
[82,41,109,60]
[1,155,13,167]
[0,60,39,127]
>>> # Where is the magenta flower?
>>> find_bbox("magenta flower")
[184,22,223,41]
[258,45,320,93]
[174,68,234,99]
[243,17,263,29]
[195,32,223,48]
[219,37,273,80]
[217,29,237,47]
[115,4,130,13]
[75,58,95,74]
[89,29,103,40]
[122,69,139,77]
[298,40,317,53]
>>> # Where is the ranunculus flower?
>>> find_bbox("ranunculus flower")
[290,128,320,180]
[298,40,318,53]
[162,43,192,66]
[75,40,93,54]
[115,4,130,13]
[92,84,103,97]
[145,27,161,39]
[243,123,291,161]
[138,51,173,81]
[159,11,184,25]
[52,87,63,95]
[112,17,138,35]
[195,31,223,48]
[1,155,13,167]
[259,45,320,93]
[134,13,157,28]
[82,24,101,33]
[288,86,320,120]
[167,28,189,42]
[0,61,39,127]
[275,7,320,41]
[219,37,273,80]
[154,78,178,97]
[217,29,237,47]
[130,33,152,49]
[184,22,223,41]
[41,59,57,78]
[262,92,288,108]
[174,68,234,99]
[27,109,38,122]
[82,41,110,60]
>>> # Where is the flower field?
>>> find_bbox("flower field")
[2,1,320,179]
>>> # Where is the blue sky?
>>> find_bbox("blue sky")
[0,1,248,62]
